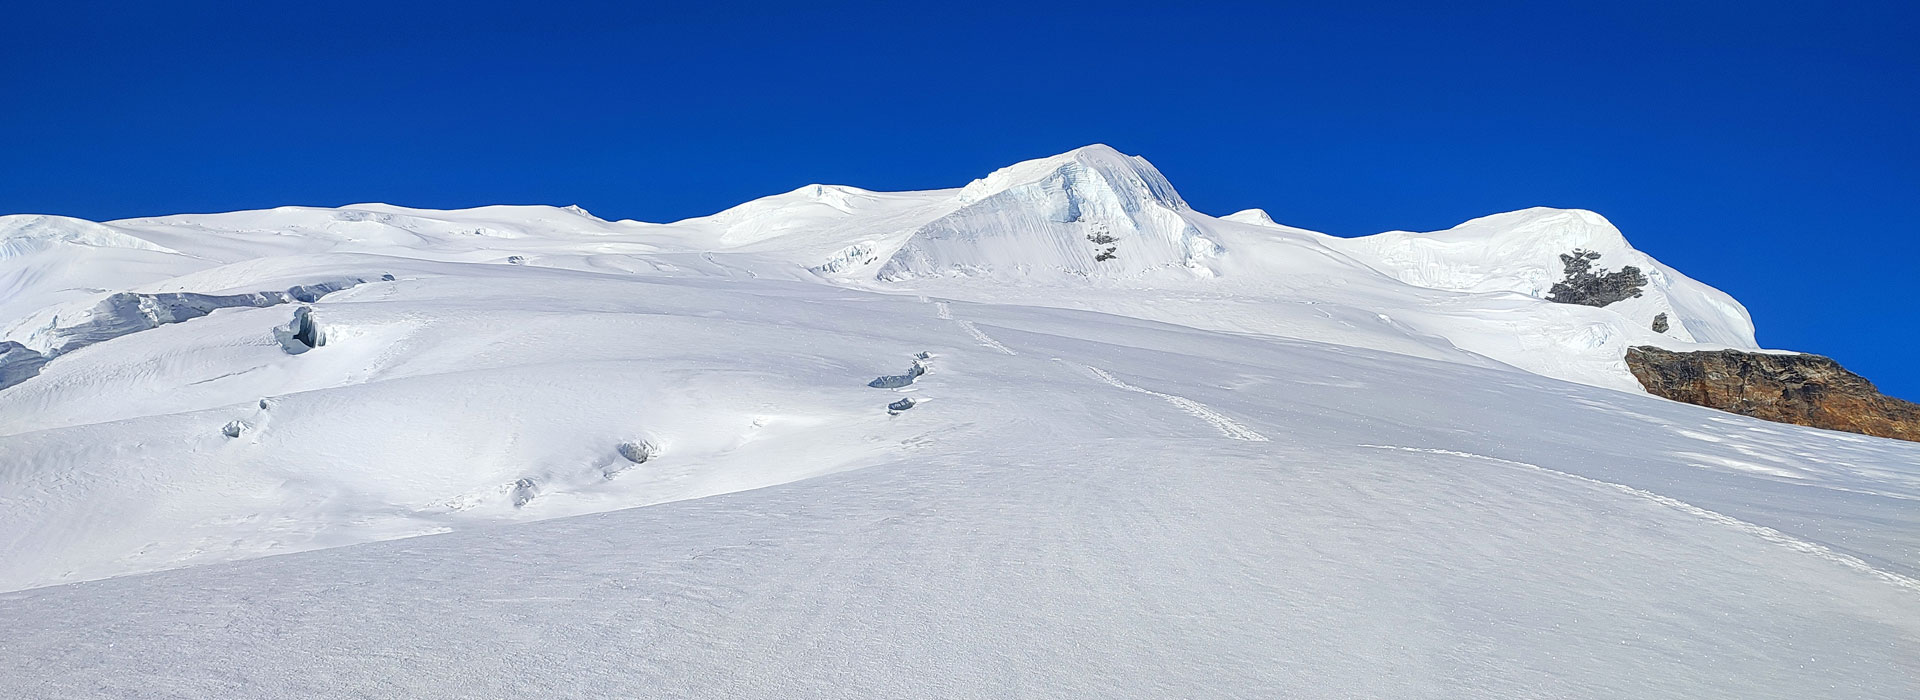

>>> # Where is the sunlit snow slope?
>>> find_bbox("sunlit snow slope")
[1,145,1915,699]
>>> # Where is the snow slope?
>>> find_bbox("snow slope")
[1,145,1915,698]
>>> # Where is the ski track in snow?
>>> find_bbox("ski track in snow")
[937,297,1269,445]
[1083,364,1269,442]
[956,320,1016,356]
[1359,444,1920,595]
[700,251,759,279]
[932,295,1265,443]
[930,299,1015,355]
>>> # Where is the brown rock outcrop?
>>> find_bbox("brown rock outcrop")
[1625,346,1920,442]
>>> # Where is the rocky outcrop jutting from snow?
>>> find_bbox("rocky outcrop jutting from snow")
[1545,249,1648,307]
[1626,346,1920,442]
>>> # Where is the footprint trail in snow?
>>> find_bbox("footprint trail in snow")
[931,300,1016,355]
[1083,364,1270,442]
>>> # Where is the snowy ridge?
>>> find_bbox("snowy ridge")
[1220,207,1280,226]
[1334,207,1756,347]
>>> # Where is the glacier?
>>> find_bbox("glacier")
[0,145,1915,699]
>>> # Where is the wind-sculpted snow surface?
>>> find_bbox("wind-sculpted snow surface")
[1,145,1916,698]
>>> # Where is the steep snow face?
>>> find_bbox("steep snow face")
[1334,208,1757,348]
[875,145,1223,280]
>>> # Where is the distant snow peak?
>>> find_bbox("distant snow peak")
[798,184,861,206]
[875,145,1221,281]
[954,144,1188,210]
[1222,208,1280,227]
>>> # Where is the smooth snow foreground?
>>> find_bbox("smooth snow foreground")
[1,146,1916,698]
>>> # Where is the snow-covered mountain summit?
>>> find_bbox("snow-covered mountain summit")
[874,144,1223,280]
[3,145,1916,699]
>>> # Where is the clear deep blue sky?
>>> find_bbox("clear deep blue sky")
[4,1,1917,397]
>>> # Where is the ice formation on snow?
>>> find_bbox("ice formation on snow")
[617,440,659,465]
[0,341,49,391]
[868,353,931,389]
[272,306,326,354]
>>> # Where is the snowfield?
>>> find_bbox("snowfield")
[1,146,1915,698]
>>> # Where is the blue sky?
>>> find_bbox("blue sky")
[4,1,1917,397]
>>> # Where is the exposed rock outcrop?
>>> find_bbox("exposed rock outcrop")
[1625,346,1920,442]
[1651,313,1669,333]
[1547,249,1647,307]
